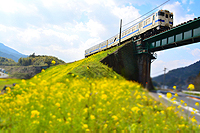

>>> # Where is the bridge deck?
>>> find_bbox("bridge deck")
[143,17,200,52]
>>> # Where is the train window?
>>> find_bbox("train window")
[158,12,164,16]
[136,25,138,29]
[156,13,157,16]
[170,14,173,19]
[166,14,168,18]
[153,15,155,20]
[144,21,145,26]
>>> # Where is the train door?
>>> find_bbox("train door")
[106,40,108,48]
[165,13,169,26]
[139,21,142,34]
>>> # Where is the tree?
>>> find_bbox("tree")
[45,57,53,67]
[29,53,35,57]
[194,73,200,91]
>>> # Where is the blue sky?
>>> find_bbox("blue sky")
[0,0,199,77]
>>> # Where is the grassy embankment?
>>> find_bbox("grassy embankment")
[0,46,199,132]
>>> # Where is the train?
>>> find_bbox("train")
[85,10,173,57]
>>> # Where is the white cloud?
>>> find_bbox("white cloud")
[83,38,102,49]
[18,28,41,43]
[86,19,106,38]
[182,0,187,4]
[179,47,200,59]
[0,0,38,14]
[191,48,200,58]
[111,5,140,25]
[42,28,78,42]
[189,0,194,4]
[84,0,101,5]
[156,51,166,56]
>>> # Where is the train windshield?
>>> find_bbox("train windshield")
[170,14,173,19]
[158,12,164,16]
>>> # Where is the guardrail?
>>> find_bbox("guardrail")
[182,90,200,94]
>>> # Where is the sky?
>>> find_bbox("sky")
[0,0,199,77]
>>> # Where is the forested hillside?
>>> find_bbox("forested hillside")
[0,57,17,66]
[0,54,65,79]
[18,53,65,66]
[153,60,200,89]
[194,73,200,91]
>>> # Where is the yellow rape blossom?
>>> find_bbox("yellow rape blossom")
[180,100,185,104]
[6,87,11,93]
[57,119,62,122]
[31,110,40,118]
[121,107,126,111]
[32,120,40,124]
[90,115,95,120]
[195,102,199,106]
[82,124,88,129]
[136,95,141,99]
[191,116,197,123]
[112,115,118,121]
[51,60,56,64]
[191,111,195,115]
[131,106,140,113]
[86,129,90,131]
[101,94,107,100]
[171,97,176,101]
[173,86,176,90]
[55,103,60,107]
[166,92,172,99]
[188,84,195,90]
[104,124,108,129]
[161,111,165,114]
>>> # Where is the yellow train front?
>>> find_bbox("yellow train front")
[85,10,173,57]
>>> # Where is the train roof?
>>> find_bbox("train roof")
[85,9,173,51]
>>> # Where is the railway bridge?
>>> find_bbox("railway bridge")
[101,17,200,90]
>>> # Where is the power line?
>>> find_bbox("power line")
[122,0,170,27]
[151,70,165,75]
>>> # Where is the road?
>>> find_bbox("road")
[0,72,9,78]
[149,90,200,124]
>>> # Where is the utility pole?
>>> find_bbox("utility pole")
[118,19,122,47]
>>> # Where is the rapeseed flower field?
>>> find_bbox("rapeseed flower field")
[0,48,199,132]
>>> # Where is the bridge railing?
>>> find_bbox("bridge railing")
[143,17,200,52]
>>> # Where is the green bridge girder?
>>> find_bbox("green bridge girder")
[142,17,200,52]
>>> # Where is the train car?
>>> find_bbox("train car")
[85,10,173,57]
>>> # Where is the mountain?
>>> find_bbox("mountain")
[152,60,200,89]
[0,43,27,62]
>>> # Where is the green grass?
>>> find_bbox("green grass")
[0,79,21,89]
[0,46,199,132]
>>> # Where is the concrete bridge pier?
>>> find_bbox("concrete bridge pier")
[137,53,154,90]
[100,40,155,90]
